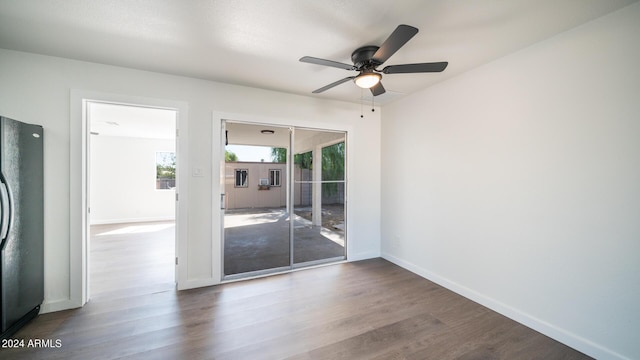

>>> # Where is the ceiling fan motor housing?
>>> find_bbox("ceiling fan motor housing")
[351,46,381,69]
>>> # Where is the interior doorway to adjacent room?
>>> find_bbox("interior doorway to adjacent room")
[87,102,177,299]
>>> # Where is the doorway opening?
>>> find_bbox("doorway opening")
[222,121,346,279]
[87,101,177,299]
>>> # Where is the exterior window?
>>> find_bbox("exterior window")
[235,169,248,187]
[269,169,281,187]
[156,152,176,190]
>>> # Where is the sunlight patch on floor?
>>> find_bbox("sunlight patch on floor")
[321,227,345,247]
[224,212,285,228]
[95,223,175,236]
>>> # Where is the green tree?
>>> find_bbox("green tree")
[322,142,345,181]
[156,152,176,179]
[271,148,312,168]
[271,147,286,163]
[271,142,345,195]
[321,142,344,195]
[225,150,238,161]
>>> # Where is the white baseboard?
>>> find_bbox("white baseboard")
[381,252,630,360]
[348,250,380,261]
[177,254,377,291]
[90,216,175,225]
[40,298,81,314]
[177,278,219,291]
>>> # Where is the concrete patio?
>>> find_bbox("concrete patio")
[223,207,345,275]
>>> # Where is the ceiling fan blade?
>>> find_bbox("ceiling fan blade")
[370,81,386,96]
[312,76,356,93]
[300,56,355,71]
[382,62,448,74]
[372,24,418,65]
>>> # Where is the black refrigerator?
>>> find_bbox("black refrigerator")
[0,116,44,340]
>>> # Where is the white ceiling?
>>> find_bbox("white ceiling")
[88,101,176,139]
[0,0,637,105]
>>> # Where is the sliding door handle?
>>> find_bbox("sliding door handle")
[220,193,226,210]
[0,181,10,241]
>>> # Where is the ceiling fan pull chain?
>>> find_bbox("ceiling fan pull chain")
[360,89,364,118]
[371,95,375,113]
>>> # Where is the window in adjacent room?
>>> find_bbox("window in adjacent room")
[156,151,176,190]
[235,169,248,188]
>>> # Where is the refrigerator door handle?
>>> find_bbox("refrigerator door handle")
[0,181,9,241]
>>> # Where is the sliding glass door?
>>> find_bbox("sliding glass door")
[292,129,346,267]
[222,122,291,277]
[221,121,346,279]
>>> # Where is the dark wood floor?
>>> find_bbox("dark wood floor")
[4,225,591,359]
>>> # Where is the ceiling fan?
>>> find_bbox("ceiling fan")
[300,24,448,96]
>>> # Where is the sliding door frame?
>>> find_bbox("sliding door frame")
[218,118,347,282]
[291,128,347,270]
[220,120,294,281]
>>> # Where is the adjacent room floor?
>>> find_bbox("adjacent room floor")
[89,221,176,300]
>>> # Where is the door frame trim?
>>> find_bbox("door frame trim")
[216,114,349,282]
[70,90,189,308]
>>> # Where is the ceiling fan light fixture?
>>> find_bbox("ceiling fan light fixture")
[354,72,381,89]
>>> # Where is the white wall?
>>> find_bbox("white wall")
[381,3,640,360]
[0,48,381,312]
[90,135,175,224]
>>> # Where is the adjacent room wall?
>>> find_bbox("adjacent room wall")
[0,48,381,312]
[381,3,640,360]
[90,135,175,224]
